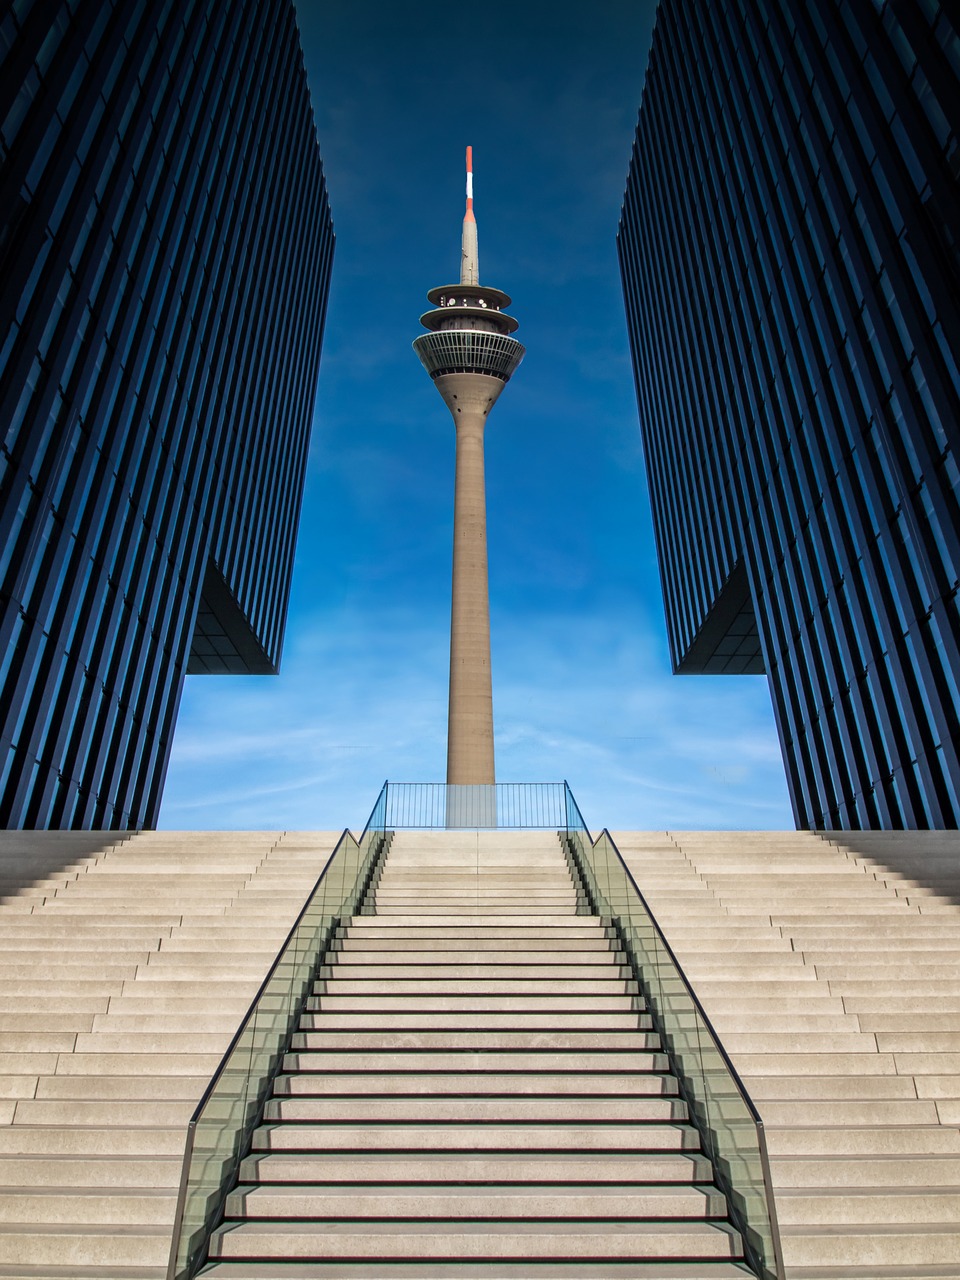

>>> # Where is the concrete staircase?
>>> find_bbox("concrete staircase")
[203,830,752,1277]
[612,829,960,1280]
[0,828,339,1279]
[8,823,955,1278]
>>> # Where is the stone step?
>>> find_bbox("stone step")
[198,1262,764,1278]
[88,1013,262,1033]
[764,1126,960,1156]
[0,1154,182,1187]
[0,1188,175,1224]
[336,937,616,952]
[0,1014,95,1033]
[316,976,637,991]
[286,1031,657,1052]
[734,1052,898,1076]
[714,1032,878,1054]
[678,962,810,978]
[0,965,138,981]
[70,1032,240,1053]
[323,957,622,970]
[782,921,960,935]
[33,1075,205,1100]
[207,1220,743,1262]
[46,1052,221,1076]
[0,944,156,956]
[771,1155,960,1188]
[800,941,960,955]
[344,916,598,927]
[252,1124,700,1153]
[843,997,960,1013]
[875,1033,960,1051]
[882,1053,960,1074]
[775,1188,960,1225]
[0,1222,171,1267]
[692,1012,861,1035]
[371,902,584,912]
[779,1223,960,1267]
[104,996,263,1014]
[273,1072,678,1096]
[340,926,608,939]
[285,1050,670,1072]
[914,1076,960,1098]
[224,1183,727,1220]
[374,885,576,894]
[684,995,845,1013]
[754,1099,940,1126]
[676,981,820,998]
[293,1012,652,1031]
[375,907,587,916]
[857,1013,960,1032]
[307,992,641,1009]
[262,1096,687,1122]
[11,1099,196,1126]
[240,1151,713,1184]
[132,965,276,980]
[747,1075,921,1101]
[373,890,579,900]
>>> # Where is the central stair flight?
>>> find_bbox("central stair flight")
[201,830,753,1276]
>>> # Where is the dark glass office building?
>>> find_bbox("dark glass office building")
[620,0,959,828]
[0,0,333,828]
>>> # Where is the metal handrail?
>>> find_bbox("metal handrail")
[165,783,390,1279]
[562,782,784,1280]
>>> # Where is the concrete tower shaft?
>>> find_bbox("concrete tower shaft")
[413,150,524,786]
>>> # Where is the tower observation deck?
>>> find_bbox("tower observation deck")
[414,149,524,790]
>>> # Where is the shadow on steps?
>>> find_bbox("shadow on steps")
[0,830,130,906]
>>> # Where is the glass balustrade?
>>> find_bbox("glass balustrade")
[166,784,389,1280]
[563,783,784,1280]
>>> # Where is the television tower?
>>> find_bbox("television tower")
[413,148,524,786]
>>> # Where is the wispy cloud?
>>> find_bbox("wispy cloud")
[162,599,793,832]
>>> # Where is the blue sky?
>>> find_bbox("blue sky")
[158,0,795,833]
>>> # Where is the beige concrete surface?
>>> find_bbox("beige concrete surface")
[0,829,339,1278]
[612,828,960,1280]
[4,824,958,1280]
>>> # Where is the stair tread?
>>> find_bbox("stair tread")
[199,1265,754,1279]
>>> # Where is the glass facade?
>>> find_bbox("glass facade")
[0,0,334,828]
[620,0,959,829]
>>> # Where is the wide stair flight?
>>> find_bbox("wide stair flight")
[203,830,753,1276]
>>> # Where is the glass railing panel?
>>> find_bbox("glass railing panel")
[561,794,782,1280]
[445,784,497,828]
[168,784,389,1280]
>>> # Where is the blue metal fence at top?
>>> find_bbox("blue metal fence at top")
[382,782,566,829]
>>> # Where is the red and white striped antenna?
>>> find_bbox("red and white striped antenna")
[460,145,479,285]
